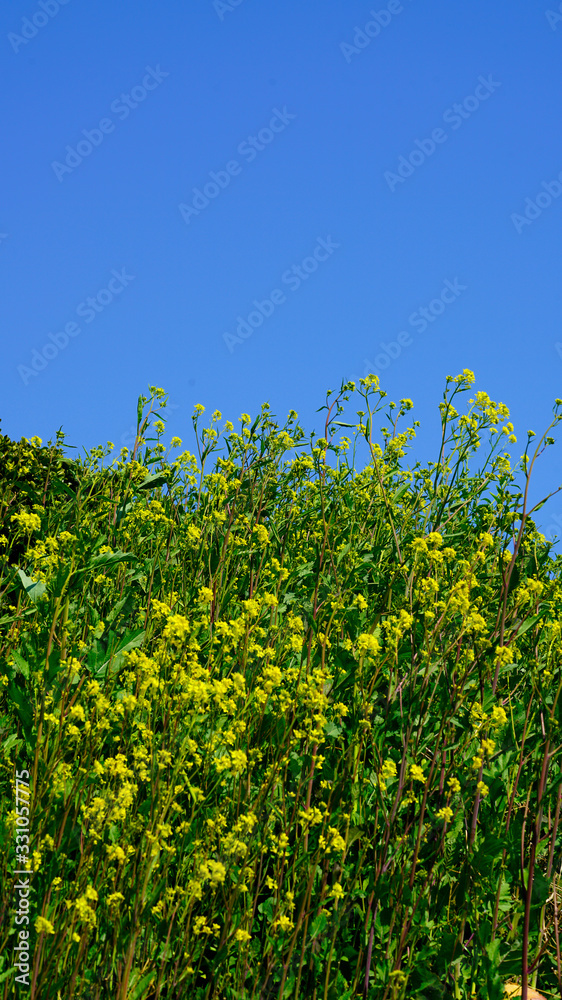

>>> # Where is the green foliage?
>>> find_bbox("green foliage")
[1,373,562,999]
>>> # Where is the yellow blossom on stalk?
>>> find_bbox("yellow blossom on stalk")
[494,645,514,667]
[198,586,214,604]
[242,598,260,618]
[491,705,508,729]
[318,827,346,853]
[151,599,171,617]
[235,928,252,943]
[272,915,294,933]
[328,882,345,900]
[74,887,98,928]
[470,702,488,731]
[253,524,269,547]
[379,758,397,789]
[479,532,495,549]
[106,845,126,863]
[199,859,226,886]
[35,916,55,935]
[163,614,190,641]
[107,892,125,912]
[357,632,380,658]
[354,594,368,612]
[10,511,41,534]
[480,738,495,756]
[476,781,489,798]
[436,807,453,823]
[448,777,461,794]
[409,764,426,784]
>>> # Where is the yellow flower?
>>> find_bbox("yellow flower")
[198,586,214,604]
[35,916,55,935]
[10,511,41,533]
[476,781,489,798]
[409,764,425,784]
[379,758,397,787]
[447,777,461,794]
[328,882,345,900]
[106,845,126,863]
[273,914,294,933]
[491,705,508,729]
[68,705,85,723]
[235,928,251,942]
[436,806,453,823]
[357,632,380,658]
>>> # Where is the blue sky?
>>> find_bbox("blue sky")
[2,0,562,544]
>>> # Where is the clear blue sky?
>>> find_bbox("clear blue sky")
[2,0,562,543]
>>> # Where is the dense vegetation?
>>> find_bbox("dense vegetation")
[1,371,562,1000]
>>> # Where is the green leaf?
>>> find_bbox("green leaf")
[16,568,47,604]
[2,733,21,756]
[392,481,410,503]
[309,912,327,940]
[137,471,170,491]
[336,542,352,565]
[115,501,134,526]
[74,549,137,577]
[10,652,30,680]
[93,628,146,679]
[529,869,551,906]
[257,897,275,920]
[324,721,343,738]
[8,682,33,734]
[512,610,544,639]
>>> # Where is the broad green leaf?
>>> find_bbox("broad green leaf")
[138,471,170,491]
[93,628,146,679]
[16,568,47,603]
[10,651,29,679]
